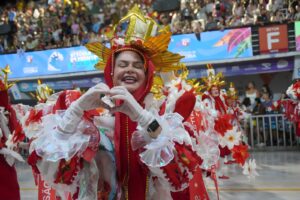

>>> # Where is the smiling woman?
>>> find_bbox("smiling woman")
[26,5,210,200]
[112,50,146,93]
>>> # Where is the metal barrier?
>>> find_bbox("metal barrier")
[243,114,300,150]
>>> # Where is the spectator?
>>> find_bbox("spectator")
[286,5,296,22]
[25,35,38,51]
[204,0,215,15]
[270,9,285,22]
[253,97,265,115]
[266,0,277,13]
[232,0,245,18]
[295,5,300,20]
[217,16,226,30]
[242,13,254,25]
[192,20,204,40]
[261,92,274,114]
[241,97,252,113]
[172,20,183,35]
[181,1,193,21]
[245,81,260,110]
[261,84,273,99]
[159,13,171,31]
[52,24,62,44]
[205,14,218,31]
[193,2,207,22]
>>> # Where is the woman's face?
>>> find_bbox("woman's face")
[248,82,254,89]
[211,86,220,97]
[113,50,146,93]
[226,98,235,107]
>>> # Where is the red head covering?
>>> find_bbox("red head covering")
[103,47,155,102]
[104,47,155,200]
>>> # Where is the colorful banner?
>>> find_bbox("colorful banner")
[259,24,288,54]
[169,28,253,63]
[18,76,103,92]
[188,57,294,79]
[1,46,99,79]
[295,21,300,51]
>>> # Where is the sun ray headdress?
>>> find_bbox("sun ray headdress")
[85,5,186,101]
[227,82,238,100]
[0,65,17,110]
[85,5,184,72]
[202,64,226,91]
[29,80,54,103]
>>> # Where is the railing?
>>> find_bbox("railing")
[243,114,300,150]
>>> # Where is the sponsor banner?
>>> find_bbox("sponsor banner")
[18,76,103,92]
[1,46,99,79]
[169,28,253,63]
[188,57,294,79]
[295,21,300,51]
[259,24,288,54]
[3,28,253,79]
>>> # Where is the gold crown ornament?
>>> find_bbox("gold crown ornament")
[0,65,16,91]
[30,80,54,103]
[85,5,184,73]
[201,64,225,90]
[227,82,238,100]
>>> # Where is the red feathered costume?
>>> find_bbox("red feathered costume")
[0,83,20,200]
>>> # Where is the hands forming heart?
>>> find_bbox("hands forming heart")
[75,83,144,122]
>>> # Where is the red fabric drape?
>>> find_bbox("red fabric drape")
[104,48,154,199]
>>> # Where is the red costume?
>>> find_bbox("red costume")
[0,67,20,200]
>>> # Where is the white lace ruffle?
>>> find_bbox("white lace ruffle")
[137,112,192,168]
[30,113,90,162]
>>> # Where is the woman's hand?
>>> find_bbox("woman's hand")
[109,86,143,121]
[75,83,111,112]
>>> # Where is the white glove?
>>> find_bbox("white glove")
[58,83,110,133]
[74,83,111,112]
[109,86,153,128]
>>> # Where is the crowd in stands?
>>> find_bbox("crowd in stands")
[241,81,287,115]
[0,0,299,54]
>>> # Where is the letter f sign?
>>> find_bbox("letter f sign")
[267,31,280,50]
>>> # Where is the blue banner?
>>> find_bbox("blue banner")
[169,28,253,63]
[2,46,99,79]
[2,28,253,79]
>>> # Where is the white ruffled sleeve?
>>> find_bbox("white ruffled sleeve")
[30,110,90,162]
[133,112,192,168]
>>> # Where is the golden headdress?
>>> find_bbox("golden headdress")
[227,82,238,100]
[30,80,54,103]
[0,65,16,91]
[85,5,184,72]
[201,64,225,90]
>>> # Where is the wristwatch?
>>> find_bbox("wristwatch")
[147,119,160,138]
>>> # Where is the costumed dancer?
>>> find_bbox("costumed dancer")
[0,65,25,200]
[281,80,300,137]
[199,66,257,180]
[25,6,215,200]
[225,82,249,143]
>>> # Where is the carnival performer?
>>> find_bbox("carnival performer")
[226,82,249,128]
[0,65,25,200]
[26,6,216,200]
[281,80,300,137]
[199,66,254,180]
